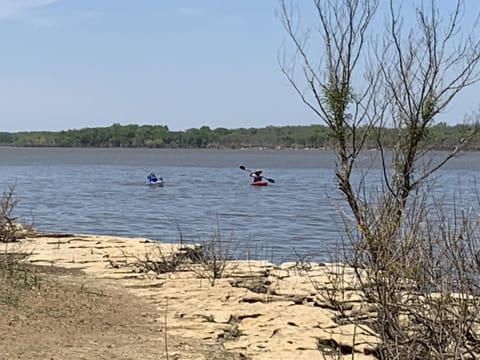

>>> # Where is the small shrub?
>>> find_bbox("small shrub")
[0,186,38,306]
[0,186,19,243]
[128,244,203,274]
[188,230,237,286]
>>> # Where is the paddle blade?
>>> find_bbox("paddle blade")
[266,178,275,183]
[239,165,247,170]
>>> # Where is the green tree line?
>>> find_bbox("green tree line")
[0,122,478,150]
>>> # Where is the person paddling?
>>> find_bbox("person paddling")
[250,169,263,183]
[240,165,275,184]
[147,172,158,183]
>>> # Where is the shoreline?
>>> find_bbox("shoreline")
[6,231,378,359]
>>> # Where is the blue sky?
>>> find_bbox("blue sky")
[0,0,479,132]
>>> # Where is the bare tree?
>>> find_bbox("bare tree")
[280,0,480,358]
[280,0,480,263]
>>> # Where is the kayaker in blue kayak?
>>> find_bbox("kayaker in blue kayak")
[250,169,263,182]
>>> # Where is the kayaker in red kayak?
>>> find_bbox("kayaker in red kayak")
[239,165,275,185]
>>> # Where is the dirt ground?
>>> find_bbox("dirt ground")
[0,264,243,360]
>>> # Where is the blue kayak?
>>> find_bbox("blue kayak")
[146,179,164,187]
[146,175,164,187]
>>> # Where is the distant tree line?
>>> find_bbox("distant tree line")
[0,122,479,150]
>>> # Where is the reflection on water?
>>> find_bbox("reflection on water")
[0,148,478,262]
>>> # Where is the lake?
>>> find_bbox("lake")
[0,147,479,263]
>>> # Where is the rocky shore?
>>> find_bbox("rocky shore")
[7,232,378,360]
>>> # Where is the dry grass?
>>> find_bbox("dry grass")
[0,264,244,360]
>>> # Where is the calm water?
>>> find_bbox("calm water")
[0,147,479,262]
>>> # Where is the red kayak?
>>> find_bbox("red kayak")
[251,180,268,186]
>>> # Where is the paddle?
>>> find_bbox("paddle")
[239,165,275,183]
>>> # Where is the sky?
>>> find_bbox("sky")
[0,0,479,133]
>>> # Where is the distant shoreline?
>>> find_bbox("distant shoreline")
[1,123,478,151]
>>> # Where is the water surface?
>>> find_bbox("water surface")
[0,147,478,262]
